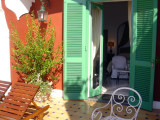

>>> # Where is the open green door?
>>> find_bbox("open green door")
[89,3,103,97]
[130,0,158,111]
[63,0,88,100]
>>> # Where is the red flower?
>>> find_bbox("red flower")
[42,58,45,61]
[42,54,47,58]
[48,76,51,80]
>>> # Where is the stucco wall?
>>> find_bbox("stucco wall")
[1,0,63,90]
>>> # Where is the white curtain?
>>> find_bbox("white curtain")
[92,7,102,60]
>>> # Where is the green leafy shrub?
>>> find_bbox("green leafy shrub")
[11,13,63,99]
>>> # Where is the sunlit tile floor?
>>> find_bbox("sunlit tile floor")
[35,97,160,120]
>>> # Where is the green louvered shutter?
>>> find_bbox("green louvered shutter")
[63,0,87,100]
[130,0,158,111]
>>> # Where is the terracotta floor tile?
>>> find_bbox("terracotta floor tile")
[34,97,160,120]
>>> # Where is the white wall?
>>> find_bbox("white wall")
[0,1,11,82]
[5,0,35,20]
[0,0,35,82]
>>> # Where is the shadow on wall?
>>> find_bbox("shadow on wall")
[16,65,63,89]
[29,0,63,31]
[30,0,63,19]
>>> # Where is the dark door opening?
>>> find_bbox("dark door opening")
[89,1,131,102]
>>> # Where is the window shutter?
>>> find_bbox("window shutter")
[130,0,158,111]
[63,0,87,100]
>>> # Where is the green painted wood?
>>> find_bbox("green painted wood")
[87,0,132,2]
[63,0,88,100]
[129,0,158,111]
[89,3,103,97]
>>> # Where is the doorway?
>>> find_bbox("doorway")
[63,0,158,111]
[89,1,131,100]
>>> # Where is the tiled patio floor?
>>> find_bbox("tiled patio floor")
[36,97,160,120]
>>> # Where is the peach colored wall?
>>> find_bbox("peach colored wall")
[1,0,63,90]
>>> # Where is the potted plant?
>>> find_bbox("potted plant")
[11,12,63,101]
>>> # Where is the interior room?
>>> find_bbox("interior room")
[102,1,131,96]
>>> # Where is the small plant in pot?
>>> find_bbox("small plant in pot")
[11,12,63,102]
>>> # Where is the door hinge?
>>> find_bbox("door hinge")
[85,46,87,51]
